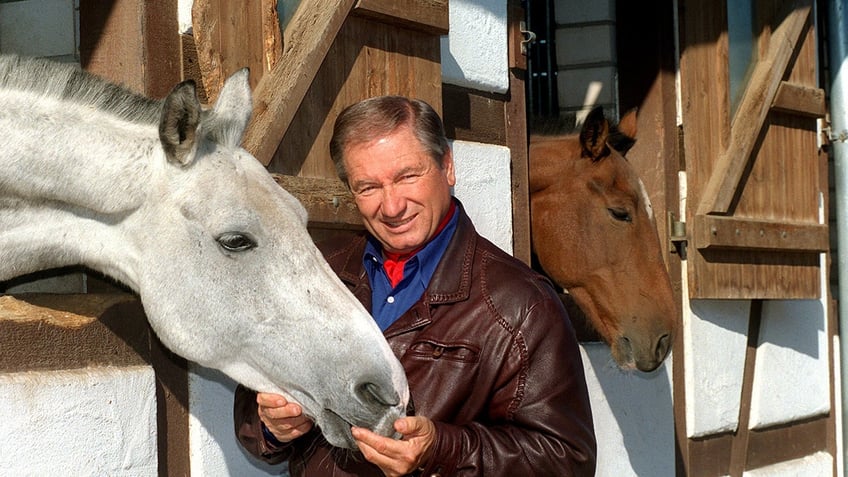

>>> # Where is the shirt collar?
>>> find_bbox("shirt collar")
[363,199,458,287]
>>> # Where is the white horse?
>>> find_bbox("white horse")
[0,54,408,450]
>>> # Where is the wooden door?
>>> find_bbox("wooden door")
[680,0,827,300]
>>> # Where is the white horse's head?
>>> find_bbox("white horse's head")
[0,55,408,450]
[137,70,408,449]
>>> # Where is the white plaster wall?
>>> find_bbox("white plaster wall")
[440,0,509,94]
[0,366,158,476]
[749,298,830,429]
[684,299,751,437]
[451,140,513,254]
[188,365,281,476]
[581,343,675,477]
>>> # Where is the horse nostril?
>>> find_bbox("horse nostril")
[655,333,671,361]
[356,382,400,408]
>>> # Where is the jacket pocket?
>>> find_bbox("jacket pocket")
[406,339,480,363]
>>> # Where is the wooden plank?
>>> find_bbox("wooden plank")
[191,0,282,103]
[693,215,828,252]
[746,415,831,471]
[442,85,507,146]
[771,81,826,117]
[507,0,530,264]
[354,0,448,34]
[272,174,363,227]
[696,4,812,216]
[266,15,442,179]
[728,300,762,476]
[79,0,180,98]
[243,0,357,165]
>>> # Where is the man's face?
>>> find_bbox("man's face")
[344,125,456,254]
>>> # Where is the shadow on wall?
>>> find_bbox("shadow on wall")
[189,365,289,477]
[581,343,674,477]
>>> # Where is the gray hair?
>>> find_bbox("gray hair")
[329,96,450,185]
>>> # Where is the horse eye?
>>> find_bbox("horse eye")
[608,208,632,223]
[217,232,257,252]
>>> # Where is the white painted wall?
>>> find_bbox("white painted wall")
[684,299,750,437]
[582,344,675,477]
[451,140,513,254]
[440,0,509,94]
[0,367,158,476]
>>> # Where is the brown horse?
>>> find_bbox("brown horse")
[529,107,676,372]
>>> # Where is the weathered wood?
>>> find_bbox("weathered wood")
[243,0,357,165]
[696,4,812,216]
[354,0,449,34]
[272,174,363,227]
[507,0,530,264]
[79,0,180,98]
[442,85,508,146]
[267,15,442,179]
[771,81,826,117]
[693,215,828,252]
[191,0,282,103]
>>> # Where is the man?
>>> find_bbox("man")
[234,96,596,476]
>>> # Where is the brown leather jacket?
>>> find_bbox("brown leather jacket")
[234,206,596,476]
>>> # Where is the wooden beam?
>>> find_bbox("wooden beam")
[354,0,449,34]
[272,174,363,227]
[192,0,282,103]
[692,214,828,252]
[243,0,357,165]
[728,300,761,477]
[771,81,826,117]
[696,3,812,216]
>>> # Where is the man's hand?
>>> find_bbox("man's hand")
[352,415,436,477]
[256,392,314,443]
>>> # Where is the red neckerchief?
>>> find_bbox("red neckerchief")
[383,201,456,288]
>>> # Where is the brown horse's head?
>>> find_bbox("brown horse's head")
[529,107,677,372]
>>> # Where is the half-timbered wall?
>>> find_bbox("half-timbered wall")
[0,1,840,476]
[678,0,836,475]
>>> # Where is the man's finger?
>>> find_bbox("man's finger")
[256,392,287,408]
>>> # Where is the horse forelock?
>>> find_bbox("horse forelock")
[0,54,162,125]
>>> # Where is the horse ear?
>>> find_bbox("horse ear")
[202,68,253,148]
[159,80,201,166]
[617,107,638,139]
[579,106,610,161]
[609,108,638,155]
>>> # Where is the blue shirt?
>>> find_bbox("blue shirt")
[363,204,458,331]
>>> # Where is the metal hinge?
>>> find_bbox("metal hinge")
[819,115,847,150]
[519,21,536,56]
[668,212,687,258]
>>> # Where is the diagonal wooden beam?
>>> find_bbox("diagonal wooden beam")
[696,2,812,216]
[242,0,357,165]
